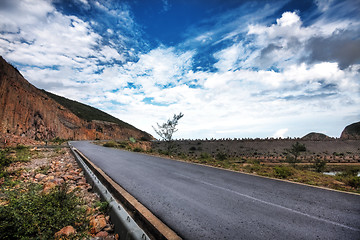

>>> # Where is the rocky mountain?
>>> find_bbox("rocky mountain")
[301,132,331,141]
[0,56,152,143]
[340,121,360,140]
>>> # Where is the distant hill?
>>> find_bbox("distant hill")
[0,56,152,142]
[301,132,331,141]
[341,121,360,140]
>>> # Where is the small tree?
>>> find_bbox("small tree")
[153,112,184,154]
[286,142,306,167]
[313,158,327,173]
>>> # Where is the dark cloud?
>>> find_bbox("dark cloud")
[260,43,282,58]
[282,92,337,101]
[304,30,360,69]
[0,0,16,9]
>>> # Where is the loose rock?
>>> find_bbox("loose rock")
[54,225,76,239]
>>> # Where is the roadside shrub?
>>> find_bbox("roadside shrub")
[346,176,360,189]
[118,142,128,148]
[339,169,359,177]
[244,163,262,173]
[0,183,88,239]
[216,152,227,161]
[286,142,306,167]
[15,144,27,150]
[313,158,327,173]
[189,146,197,151]
[15,146,31,162]
[94,200,109,214]
[177,152,187,159]
[140,136,151,141]
[0,149,11,177]
[133,147,142,152]
[274,166,294,178]
[1,147,31,177]
[200,152,211,159]
[158,149,169,155]
[51,137,67,145]
[103,141,117,147]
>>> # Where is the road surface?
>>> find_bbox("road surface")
[71,141,360,240]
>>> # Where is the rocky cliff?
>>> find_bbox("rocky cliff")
[340,121,360,140]
[0,56,152,143]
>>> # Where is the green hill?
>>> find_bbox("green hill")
[42,90,137,130]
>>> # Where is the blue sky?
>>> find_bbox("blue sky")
[1,0,359,139]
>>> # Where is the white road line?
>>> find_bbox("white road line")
[174,172,360,232]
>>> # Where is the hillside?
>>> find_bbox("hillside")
[42,90,136,130]
[301,132,331,141]
[0,56,152,143]
[341,121,360,140]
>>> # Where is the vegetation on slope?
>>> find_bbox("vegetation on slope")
[0,146,113,239]
[42,90,137,130]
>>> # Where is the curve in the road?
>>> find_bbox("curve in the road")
[71,141,360,240]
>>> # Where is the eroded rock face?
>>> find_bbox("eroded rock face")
[0,56,151,142]
[341,121,360,140]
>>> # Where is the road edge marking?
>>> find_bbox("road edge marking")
[74,148,182,240]
[133,150,360,197]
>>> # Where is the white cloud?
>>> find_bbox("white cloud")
[314,0,334,12]
[1,1,359,140]
[276,12,300,27]
[273,128,288,138]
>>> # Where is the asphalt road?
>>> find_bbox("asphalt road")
[71,141,360,240]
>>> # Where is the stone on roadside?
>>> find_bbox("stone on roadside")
[43,175,54,182]
[54,225,77,239]
[43,181,57,193]
[96,231,109,238]
[51,178,64,185]
[35,173,46,180]
[90,215,108,234]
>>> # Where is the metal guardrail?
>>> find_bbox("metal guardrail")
[69,143,150,240]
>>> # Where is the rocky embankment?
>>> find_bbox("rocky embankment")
[4,147,117,239]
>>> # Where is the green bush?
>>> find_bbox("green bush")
[200,152,211,159]
[133,147,142,152]
[103,141,117,147]
[51,137,67,145]
[274,166,294,178]
[189,146,197,151]
[94,200,109,214]
[0,183,88,239]
[15,147,31,162]
[0,149,12,177]
[216,152,227,161]
[346,176,360,189]
[15,144,27,150]
[0,147,31,177]
[313,158,327,173]
[339,169,359,177]
[140,136,151,141]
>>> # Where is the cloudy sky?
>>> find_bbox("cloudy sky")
[1,0,359,139]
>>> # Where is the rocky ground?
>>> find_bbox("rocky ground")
[2,146,118,239]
